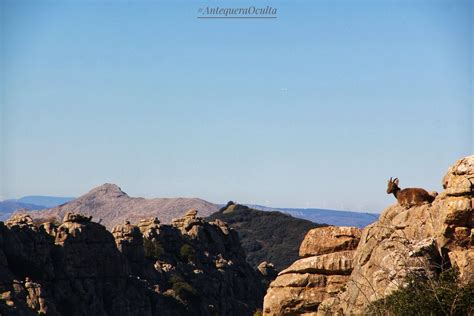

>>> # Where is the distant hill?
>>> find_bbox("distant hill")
[247,205,379,228]
[20,183,220,229]
[15,196,74,208]
[0,201,45,221]
[207,202,326,271]
[0,196,75,221]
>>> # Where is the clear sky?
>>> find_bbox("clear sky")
[1,0,472,212]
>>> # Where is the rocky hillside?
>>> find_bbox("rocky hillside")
[207,202,325,271]
[263,155,474,315]
[20,184,219,229]
[0,210,264,315]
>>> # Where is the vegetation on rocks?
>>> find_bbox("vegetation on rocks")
[143,238,164,259]
[179,244,196,262]
[207,203,325,271]
[367,268,474,316]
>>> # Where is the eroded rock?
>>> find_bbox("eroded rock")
[318,155,474,315]
[264,226,361,315]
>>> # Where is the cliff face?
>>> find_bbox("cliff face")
[0,210,264,315]
[263,226,361,315]
[322,155,474,315]
[263,155,474,315]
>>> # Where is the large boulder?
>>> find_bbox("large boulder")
[263,226,361,315]
[299,226,361,257]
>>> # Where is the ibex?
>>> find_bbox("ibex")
[387,177,437,207]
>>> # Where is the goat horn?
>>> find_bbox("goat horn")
[389,177,392,182]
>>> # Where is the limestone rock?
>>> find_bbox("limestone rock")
[5,214,35,229]
[318,155,474,315]
[258,261,278,278]
[62,212,92,223]
[448,249,474,283]
[264,226,360,315]
[280,251,355,275]
[299,226,361,257]
[0,211,265,315]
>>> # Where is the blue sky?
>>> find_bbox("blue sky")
[1,0,472,212]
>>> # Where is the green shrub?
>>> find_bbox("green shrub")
[169,275,197,300]
[143,238,164,259]
[179,244,196,262]
[253,309,263,316]
[366,268,474,316]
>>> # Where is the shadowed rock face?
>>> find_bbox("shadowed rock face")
[17,183,220,229]
[0,210,265,316]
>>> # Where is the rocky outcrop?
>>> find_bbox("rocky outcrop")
[318,155,474,315]
[19,183,219,229]
[263,226,361,315]
[0,210,265,315]
[299,226,361,258]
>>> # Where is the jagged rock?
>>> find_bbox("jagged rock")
[40,222,58,238]
[299,226,361,257]
[258,261,279,288]
[111,222,145,273]
[172,208,205,233]
[258,261,277,277]
[24,277,51,314]
[209,219,230,235]
[184,208,198,218]
[317,155,474,315]
[137,217,160,228]
[5,214,35,229]
[62,212,92,223]
[0,211,265,316]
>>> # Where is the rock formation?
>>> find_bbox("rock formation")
[262,155,474,315]
[17,183,220,229]
[263,155,474,315]
[263,226,361,315]
[317,155,474,315]
[0,209,264,315]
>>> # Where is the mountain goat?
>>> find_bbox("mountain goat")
[387,177,437,207]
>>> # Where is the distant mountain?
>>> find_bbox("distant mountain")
[20,183,220,229]
[15,196,74,208]
[0,196,75,221]
[0,201,45,221]
[247,205,379,228]
[207,202,326,271]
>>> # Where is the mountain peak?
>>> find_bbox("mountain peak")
[86,183,128,198]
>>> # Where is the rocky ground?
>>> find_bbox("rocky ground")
[0,209,265,315]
